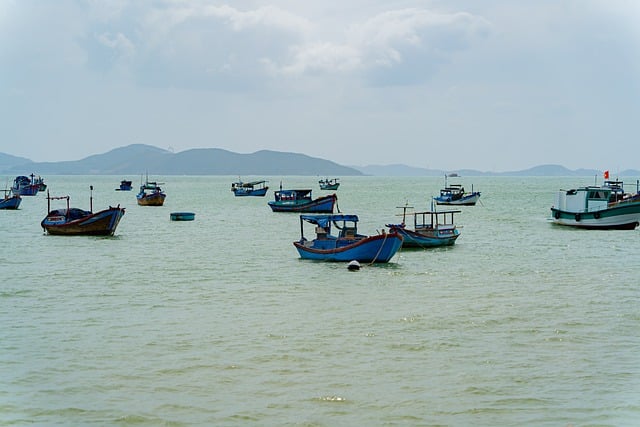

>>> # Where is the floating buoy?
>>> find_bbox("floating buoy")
[347,260,360,271]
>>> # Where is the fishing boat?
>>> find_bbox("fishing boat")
[386,205,461,248]
[293,214,403,263]
[434,174,481,206]
[319,178,340,190]
[136,179,166,206]
[41,187,125,236]
[11,175,40,196]
[170,212,195,221]
[0,189,21,210]
[116,180,133,191]
[550,180,640,230]
[268,188,337,213]
[231,180,269,196]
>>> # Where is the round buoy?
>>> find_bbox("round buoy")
[347,260,361,271]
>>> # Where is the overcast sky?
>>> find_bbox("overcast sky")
[2,1,639,171]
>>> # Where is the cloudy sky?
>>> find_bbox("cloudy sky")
[2,1,639,171]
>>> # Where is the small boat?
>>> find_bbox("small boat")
[116,180,133,191]
[434,174,481,206]
[550,180,640,230]
[268,188,337,213]
[386,205,461,248]
[293,214,403,263]
[137,179,166,206]
[41,187,125,236]
[0,189,21,210]
[33,175,46,191]
[319,178,340,190]
[170,212,195,221]
[11,174,40,196]
[231,179,269,197]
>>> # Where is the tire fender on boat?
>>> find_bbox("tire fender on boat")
[594,212,601,219]
[575,213,581,222]
[554,211,560,219]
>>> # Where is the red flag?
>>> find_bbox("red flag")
[604,170,610,179]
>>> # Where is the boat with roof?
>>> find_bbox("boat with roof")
[319,178,340,191]
[293,214,403,263]
[433,174,481,206]
[1,189,21,210]
[386,204,461,248]
[268,187,336,213]
[231,179,269,196]
[136,176,166,206]
[11,174,41,196]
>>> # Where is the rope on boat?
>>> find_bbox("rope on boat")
[369,231,389,265]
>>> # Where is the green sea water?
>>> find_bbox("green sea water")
[1,175,639,426]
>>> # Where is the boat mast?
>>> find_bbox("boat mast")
[89,185,93,213]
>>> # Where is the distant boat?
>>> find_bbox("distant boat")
[136,177,166,206]
[386,204,461,248]
[293,214,403,263]
[268,188,336,213]
[116,180,133,191]
[33,175,47,191]
[550,180,640,230]
[41,187,125,236]
[231,179,269,197]
[319,178,340,190]
[11,174,40,196]
[433,174,481,206]
[0,189,21,210]
[170,212,195,221]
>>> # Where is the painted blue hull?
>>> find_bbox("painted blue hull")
[269,194,336,213]
[233,188,268,197]
[0,195,21,209]
[293,232,403,263]
[434,192,480,205]
[389,226,459,248]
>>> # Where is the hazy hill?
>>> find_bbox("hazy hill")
[351,164,640,177]
[1,144,363,176]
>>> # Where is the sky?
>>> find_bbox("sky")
[1,0,639,172]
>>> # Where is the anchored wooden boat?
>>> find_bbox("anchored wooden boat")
[11,175,40,196]
[319,178,340,190]
[434,174,480,206]
[386,205,461,248]
[268,189,336,213]
[116,180,133,191]
[293,214,403,263]
[137,179,166,206]
[41,187,125,236]
[0,189,21,210]
[550,180,640,230]
[231,180,269,196]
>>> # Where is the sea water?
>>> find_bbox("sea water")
[1,175,639,426]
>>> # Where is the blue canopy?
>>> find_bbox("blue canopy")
[300,214,359,228]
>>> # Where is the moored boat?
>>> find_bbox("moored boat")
[41,187,125,236]
[11,175,40,196]
[170,212,195,221]
[0,189,21,210]
[319,178,340,190]
[386,205,461,248]
[293,214,403,263]
[231,179,269,196]
[434,174,480,206]
[137,179,166,206]
[268,188,336,213]
[550,181,640,230]
[116,180,133,191]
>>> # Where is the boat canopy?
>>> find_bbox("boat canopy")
[300,214,359,228]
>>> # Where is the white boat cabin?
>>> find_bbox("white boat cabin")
[554,187,610,213]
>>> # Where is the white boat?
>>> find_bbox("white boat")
[433,174,480,206]
[550,181,640,230]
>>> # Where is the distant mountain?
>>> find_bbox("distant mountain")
[0,153,32,172]
[0,144,363,176]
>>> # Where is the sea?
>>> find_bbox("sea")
[1,175,639,426]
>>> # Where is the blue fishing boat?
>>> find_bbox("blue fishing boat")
[231,180,269,196]
[11,175,40,196]
[41,187,125,236]
[293,214,403,263]
[0,189,21,210]
[386,205,461,248]
[434,174,480,206]
[268,188,336,213]
[116,180,133,191]
[319,178,340,190]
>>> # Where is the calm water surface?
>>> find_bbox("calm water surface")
[1,175,639,426]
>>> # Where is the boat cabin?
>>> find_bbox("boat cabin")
[554,186,611,213]
[274,189,313,202]
[298,214,365,247]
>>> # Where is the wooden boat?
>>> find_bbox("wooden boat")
[386,205,461,248]
[170,212,195,221]
[231,180,269,196]
[293,214,403,263]
[268,188,336,213]
[434,174,480,206]
[11,175,40,196]
[116,180,133,191]
[0,189,21,210]
[319,178,340,190]
[41,187,125,236]
[550,181,640,230]
[137,180,166,206]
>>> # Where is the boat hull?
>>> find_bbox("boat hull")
[389,226,459,248]
[269,194,336,213]
[319,184,340,191]
[293,232,403,263]
[41,207,125,236]
[137,193,166,206]
[550,203,640,230]
[0,195,21,210]
[233,188,268,197]
[434,193,480,206]
[170,212,195,221]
